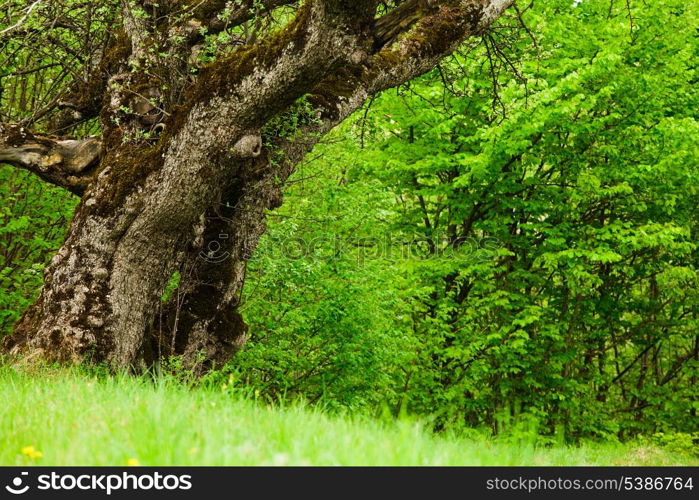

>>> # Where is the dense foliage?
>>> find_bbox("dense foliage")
[1,0,697,442]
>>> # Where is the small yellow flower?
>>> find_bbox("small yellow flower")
[126,458,140,466]
[21,446,43,459]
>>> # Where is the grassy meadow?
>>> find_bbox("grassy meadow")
[0,366,695,467]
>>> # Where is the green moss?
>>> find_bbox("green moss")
[97,33,133,131]
[307,65,367,120]
[372,4,481,75]
[167,1,314,137]
[193,2,311,97]
[405,5,482,58]
[373,49,404,70]
[91,140,165,216]
[101,30,131,74]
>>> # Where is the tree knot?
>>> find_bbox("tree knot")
[232,133,263,158]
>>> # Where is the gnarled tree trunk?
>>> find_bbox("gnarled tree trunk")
[1,0,514,371]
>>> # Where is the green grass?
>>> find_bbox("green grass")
[0,366,695,466]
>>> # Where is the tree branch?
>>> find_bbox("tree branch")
[0,123,101,195]
[311,0,515,123]
[0,0,43,37]
[166,0,379,138]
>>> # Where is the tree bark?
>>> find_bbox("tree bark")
[1,0,515,371]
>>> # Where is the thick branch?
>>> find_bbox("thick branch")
[0,124,101,195]
[374,0,515,92]
[173,0,378,126]
[311,0,515,125]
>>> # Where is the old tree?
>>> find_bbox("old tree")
[0,0,514,372]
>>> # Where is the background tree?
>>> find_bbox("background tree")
[229,0,698,439]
